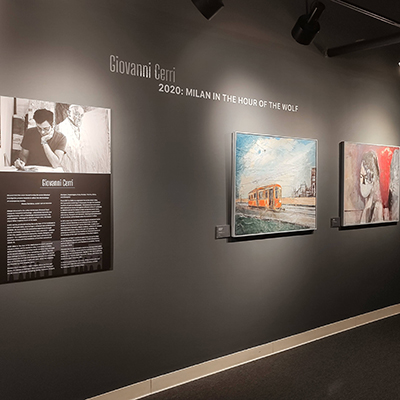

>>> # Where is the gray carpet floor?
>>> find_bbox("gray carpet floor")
[146,313,400,399]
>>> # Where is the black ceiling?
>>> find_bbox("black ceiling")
[186,0,400,73]
[303,0,400,66]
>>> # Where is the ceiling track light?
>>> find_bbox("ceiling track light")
[191,0,224,20]
[292,1,326,45]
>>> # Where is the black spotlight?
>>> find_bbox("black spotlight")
[192,0,224,20]
[292,1,325,45]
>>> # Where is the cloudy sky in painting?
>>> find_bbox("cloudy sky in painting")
[235,133,317,198]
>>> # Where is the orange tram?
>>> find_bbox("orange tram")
[248,184,282,210]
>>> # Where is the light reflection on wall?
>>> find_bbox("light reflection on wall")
[347,103,399,146]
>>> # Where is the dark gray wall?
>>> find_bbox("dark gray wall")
[0,1,399,399]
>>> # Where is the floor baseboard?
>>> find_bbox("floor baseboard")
[87,304,400,400]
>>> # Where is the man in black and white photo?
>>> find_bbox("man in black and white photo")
[56,104,84,173]
[14,109,67,170]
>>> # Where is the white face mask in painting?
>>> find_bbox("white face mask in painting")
[360,162,373,199]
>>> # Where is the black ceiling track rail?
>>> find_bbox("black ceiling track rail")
[325,0,400,57]
[329,0,400,28]
[326,31,400,57]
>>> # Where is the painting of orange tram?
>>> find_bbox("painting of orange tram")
[248,184,282,210]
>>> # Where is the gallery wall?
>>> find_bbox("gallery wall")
[0,0,399,399]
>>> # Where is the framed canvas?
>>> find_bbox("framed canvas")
[232,132,317,237]
[340,141,399,227]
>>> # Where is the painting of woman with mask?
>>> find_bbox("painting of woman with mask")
[359,151,383,223]
[342,142,399,227]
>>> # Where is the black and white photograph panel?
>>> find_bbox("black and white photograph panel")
[0,96,111,173]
